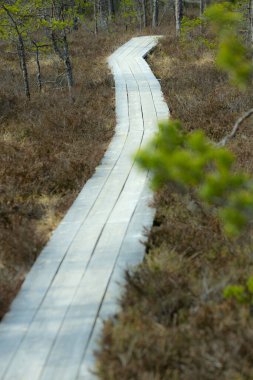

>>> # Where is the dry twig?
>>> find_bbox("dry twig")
[218,108,253,146]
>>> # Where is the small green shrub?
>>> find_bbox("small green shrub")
[180,16,213,49]
[224,276,253,305]
[136,119,253,235]
[205,2,253,88]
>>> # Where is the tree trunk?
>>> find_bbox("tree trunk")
[17,35,30,99]
[33,42,42,92]
[51,30,74,95]
[152,0,158,28]
[2,5,30,99]
[51,31,62,57]
[94,0,98,34]
[142,0,147,28]
[175,0,183,36]
[98,0,108,30]
[249,0,253,47]
[63,32,74,92]
[149,0,153,21]
[199,0,205,16]
[108,0,115,17]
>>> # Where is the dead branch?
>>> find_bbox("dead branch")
[217,108,253,147]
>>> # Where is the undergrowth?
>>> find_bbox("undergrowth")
[96,26,253,379]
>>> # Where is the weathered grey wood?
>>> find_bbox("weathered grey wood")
[0,36,169,380]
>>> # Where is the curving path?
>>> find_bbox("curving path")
[0,36,169,380]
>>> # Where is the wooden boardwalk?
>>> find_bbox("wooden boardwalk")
[0,36,169,380]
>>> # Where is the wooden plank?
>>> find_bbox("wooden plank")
[38,222,129,380]
[78,185,156,378]
[0,310,35,379]
[3,308,69,380]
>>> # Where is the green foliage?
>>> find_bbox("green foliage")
[181,16,203,31]
[204,2,242,29]
[119,0,138,25]
[136,120,253,235]
[223,284,247,303]
[216,33,252,87]
[198,35,216,50]
[0,2,30,40]
[181,16,203,40]
[41,18,73,31]
[0,0,78,96]
[136,2,253,237]
[224,276,253,304]
[205,2,253,88]
[180,17,205,46]
[180,16,216,50]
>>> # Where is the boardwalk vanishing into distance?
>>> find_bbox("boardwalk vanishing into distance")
[0,36,169,380]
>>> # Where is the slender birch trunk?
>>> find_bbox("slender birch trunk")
[142,0,147,28]
[152,0,158,28]
[175,0,183,36]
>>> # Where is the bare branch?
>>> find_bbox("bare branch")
[217,108,253,147]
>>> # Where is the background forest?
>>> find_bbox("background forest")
[1,0,253,378]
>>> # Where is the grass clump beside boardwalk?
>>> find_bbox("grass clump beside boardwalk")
[96,30,253,379]
[0,30,130,319]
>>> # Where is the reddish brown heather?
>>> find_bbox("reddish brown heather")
[0,29,135,319]
[96,26,253,379]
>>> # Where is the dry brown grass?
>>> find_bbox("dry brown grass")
[96,26,253,380]
[0,29,135,319]
[149,31,253,173]
[150,32,253,142]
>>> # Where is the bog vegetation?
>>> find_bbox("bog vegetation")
[0,1,132,318]
[136,4,253,237]
[0,0,169,319]
[1,0,253,377]
[95,0,253,379]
